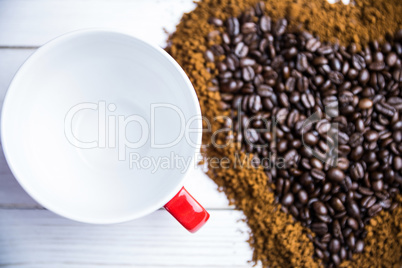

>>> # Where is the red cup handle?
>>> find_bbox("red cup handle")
[164,187,210,233]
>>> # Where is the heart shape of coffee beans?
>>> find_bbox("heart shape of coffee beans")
[204,5,402,267]
[166,1,402,267]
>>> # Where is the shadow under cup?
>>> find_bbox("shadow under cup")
[1,30,203,224]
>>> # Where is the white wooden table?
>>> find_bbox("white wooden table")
[0,1,257,267]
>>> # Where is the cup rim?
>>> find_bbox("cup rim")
[1,29,202,224]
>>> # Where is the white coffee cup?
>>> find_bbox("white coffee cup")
[1,30,209,232]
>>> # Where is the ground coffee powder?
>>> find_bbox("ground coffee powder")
[166,0,402,267]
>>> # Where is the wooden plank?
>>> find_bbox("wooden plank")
[0,209,257,268]
[0,49,35,114]
[0,0,197,47]
[0,49,231,209]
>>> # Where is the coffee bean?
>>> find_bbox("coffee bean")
[316,119,331,135]
[386,52,398,66]
[355,240,364,253]
[350,163,364,180]
[303,132,319,146]
[241,22,257,34]
[244,128,259,143]
[329,238,341,253]
[346,199,360,219]
[209,17,223,27]
[327,168,345,183]
[379,199,392,209]
[227,17,240,36]
[394,156,402,170]
[259,15,271,32]
[330,197,345,212]
[352,54,366,70]
[346,233,356,249]
[285,47,298,59]
[347,217,359,231]
[273,18,287,36]
[242,66,255,81]
[298,190,309,204]
[311,168,326,181]
[311,222,328,236]
[315,248,324,259]
[331,254,341,266]
[240,57,257,67]
[205,50,215,62]
[249,95,262,113]
[301,93,315,109]
[368,61,385,71]
[306,38,321,52]
[358,98,373,109]
[235,42,249,58]
[375,101,396,117]
[328,71,344,84]
[358,186,374,196]
[221,80,237,93]
[364,130,379,142]
[313,201,328,215]
[358,69,370,84]
[282,192,294,206]
[372,180,384,192]
[284,149,298,166]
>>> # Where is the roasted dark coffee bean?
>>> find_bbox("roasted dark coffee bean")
[311,168,326,181]
[235,42,249,58]
[240,57,256,67]
[259,15,271,32]
[251,95,263,113]
[273,18,287,36]
[313,201,328,215]
[311,222,328,236]
[303,132,319,145]
[358,186,374,196]
[244,128,259,143]
[327,168,345,183]
[301,93,315,108]
[329,239,341,254]
[346,199,360,219]
[368,61,385,71]
[285,47,298,59]
[281,192,294,206]
[375,101,396,117]
[241,22,257,34]
[305,38,321,52]
[352,54,366,70]
[205,50,215,62]
[227,17,240,36]
[355,240,364,253]
[330,197,345,212]
[350,145,364,161]
[364,130,379,142]
[347,217,359,231]
[279,92,290,107]
[242,66,255,81]
[298,190,309,204]
[346,233,356,249]
[328,71,344,84]
[379,199,392,209]
[209,17,223,27]
[386,52,398,66]
[350,163,364,180]
[358,98,373,109]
